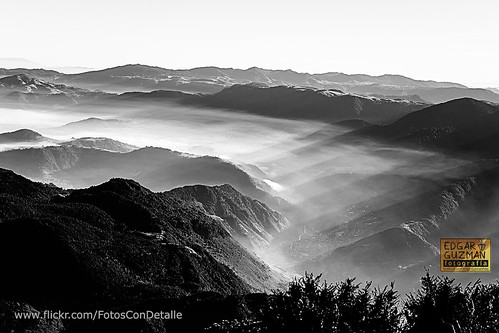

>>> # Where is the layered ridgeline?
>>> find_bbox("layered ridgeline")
[283,98,499,291]
[0,168,289,331]
[289,160,499,291]
[0,128,137,153]
[0,129,285,213]
[0,75,428,125]
[2,64,498,104]
[167,84,427,124]
[0,74,427,125]
[4,69,495,128]
[112,84,428,124]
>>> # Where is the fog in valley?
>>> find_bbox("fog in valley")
[1,60,499,298]
[3,1,499,331]
[0,102,468,205]
[2,97,488,294]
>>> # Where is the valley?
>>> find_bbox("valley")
[1,63,499,331]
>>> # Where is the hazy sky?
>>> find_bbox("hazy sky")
[2,0,498,87]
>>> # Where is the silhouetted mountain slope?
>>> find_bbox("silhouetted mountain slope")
[0,169,293,332]
[380,98,498,134]
[166,184,289,248]
[0,169,282,309]
[0,145,282,209]
[354,98,499,157]
[0,168,62,200]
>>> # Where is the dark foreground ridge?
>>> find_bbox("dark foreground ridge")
[0,168,280,332]
[1,169,499,332]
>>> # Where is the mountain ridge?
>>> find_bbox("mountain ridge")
[0,129,47,143]
[0,144,285,211]
[166,184,289,249]
[3,64,498,104]
[292,162,499,290]
[0,167,285,305]
[347,98,499,157]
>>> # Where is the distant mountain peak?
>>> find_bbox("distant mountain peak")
[422,97,498,115]
[88,177,152,196]
[0,128,45,143]
[62,117,127,128]
[352,97,499,157]
[4,128,42,137]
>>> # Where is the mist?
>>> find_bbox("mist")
[2,100,494,293]
[0,102,473,221]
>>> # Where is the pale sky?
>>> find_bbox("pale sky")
[2,0,498,87]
